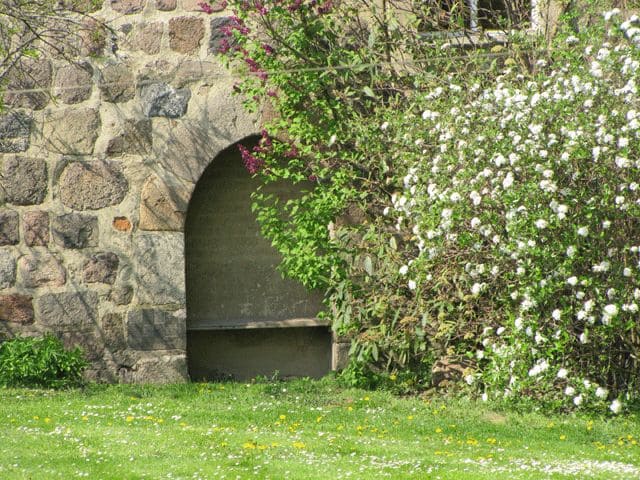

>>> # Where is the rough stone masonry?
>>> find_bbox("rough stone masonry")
[0,0,263,382]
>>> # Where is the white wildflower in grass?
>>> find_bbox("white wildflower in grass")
[577,226,589,237]
[557,368,568,379]
[399,265,409,275]
[514,317,523,330]
[567,276,578,286]
[408,280,417,291]
[552,309,562,321]
[564,386,576,396]
[573,395,583,406]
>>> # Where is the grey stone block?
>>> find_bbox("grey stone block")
[105,119,152,156]
[0,210,19,246]
[43,108,100,155]
[110,284,133,305]
[59,161,128,210]
[99,64,135,103]
[134,233,185,304]
[209,17,235,54]
[140,82,190,118]
[51,213,99,248]
[126,309,186,350]
[101,313,126,351]
[0,111,32,153]
[36,291,98,329]
[53,63,93,104]
[0,156,48,205]
[118,353,188,383]
[0,249,16,289]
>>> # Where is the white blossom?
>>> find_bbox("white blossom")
[595,387,609,399]
[610,399,622,414]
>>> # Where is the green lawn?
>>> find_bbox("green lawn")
[0,378,639,479]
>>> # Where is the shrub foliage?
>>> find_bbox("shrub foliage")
[214,0,640,412]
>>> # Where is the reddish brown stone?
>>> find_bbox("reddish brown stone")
[181,0,225,11]
[113,217,132,232]
[83,252,119,284]
[0,294,34,324]
[80,18,107,57]
[18,254,66,288]
[128,22,163,55]
[23,211,49,247]
[4,59,52,110]
[156,0,176,10]
[169,17,204,54]
[111,0,146,14]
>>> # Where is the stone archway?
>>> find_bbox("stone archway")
[184,139,332,380]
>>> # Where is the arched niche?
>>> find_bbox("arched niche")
[185,138,332,380]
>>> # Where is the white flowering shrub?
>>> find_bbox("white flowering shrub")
[381,10,640,412]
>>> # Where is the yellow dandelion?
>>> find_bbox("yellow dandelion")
[82,416,88,422]
[125,416,134,422]
[279,414,286,420]
[243,442,256,450]
[390,374,397,381]
[292,441,306,449]
[435,427,443,433]
[44,418,51,424]
[560,435,567,441]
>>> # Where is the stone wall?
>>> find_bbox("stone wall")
[0,0,259,382]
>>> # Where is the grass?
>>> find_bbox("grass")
[0,377,639,479]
